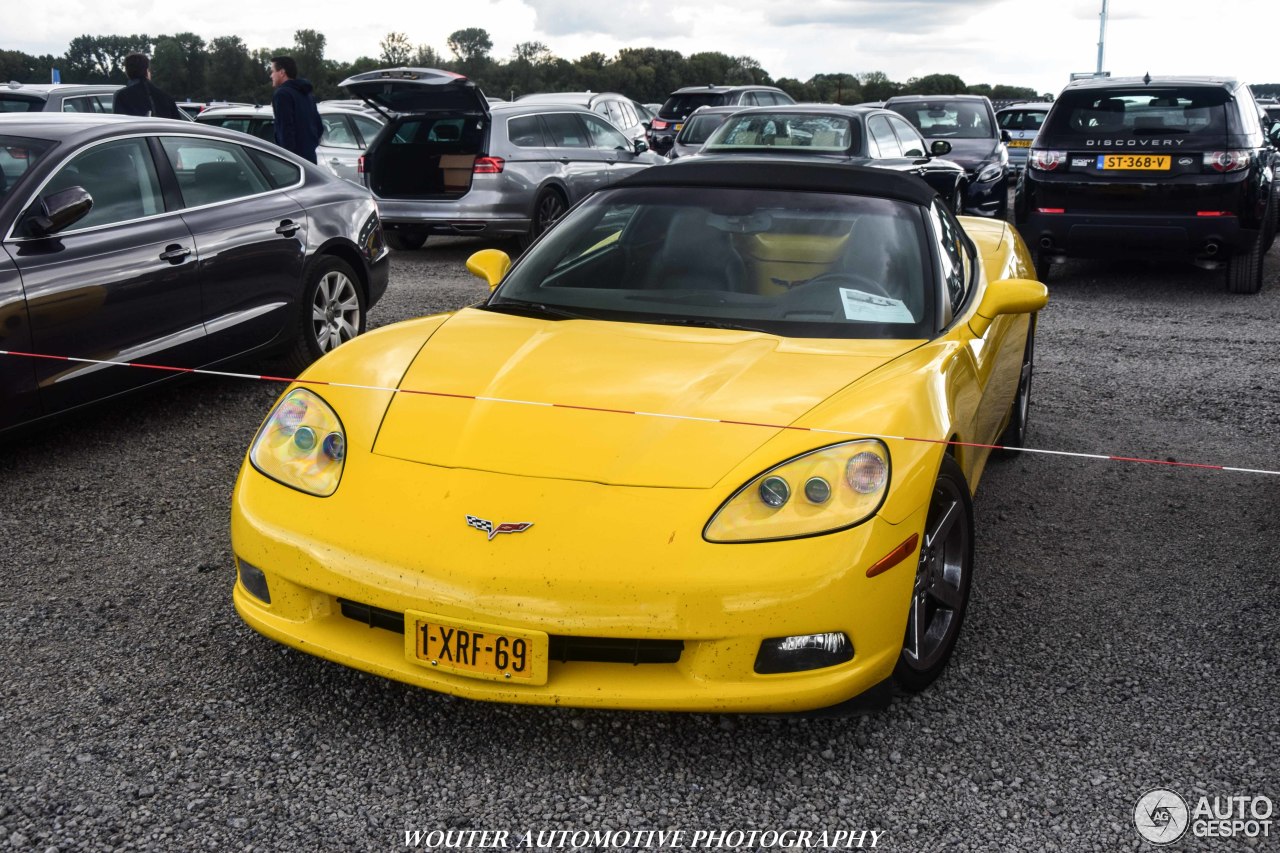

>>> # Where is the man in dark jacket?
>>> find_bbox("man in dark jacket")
[269,55,323,163]
[113,53,182,120]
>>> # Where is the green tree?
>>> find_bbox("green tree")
[0,49,62,83]
[447,27,493,76]
[379,32,413,66]
[809,73,863,104]
[858,71,900,102]
[151,32,206,100]
[904,73,967,95]
[206,35,260,102]
[64,34,152,82]
[413,44,444,67]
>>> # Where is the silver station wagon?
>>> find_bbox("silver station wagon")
[341,68,666,250]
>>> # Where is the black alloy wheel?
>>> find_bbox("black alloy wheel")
[282,256,366,373]
[997,320,1036,450]
[892,455,974,693]
[518,189,567,250]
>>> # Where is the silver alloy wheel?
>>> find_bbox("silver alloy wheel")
[901,474,970,672]
[311,269,361,353]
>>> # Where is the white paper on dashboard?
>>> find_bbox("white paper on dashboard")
[838,288,914,323]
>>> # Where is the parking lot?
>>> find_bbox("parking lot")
[1,237,1278,851]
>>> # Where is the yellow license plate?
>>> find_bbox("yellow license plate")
[405,611,549,685]
[674,123,684,132]
[1008,139,1031,148]
[1097,154,1170,171]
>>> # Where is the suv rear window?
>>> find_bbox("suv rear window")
[998,109,1046,131]
[1044,88,1229,138]
[661,93,727,118]
[0,96,43,112]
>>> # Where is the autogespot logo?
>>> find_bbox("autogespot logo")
[1135,788,1190,845]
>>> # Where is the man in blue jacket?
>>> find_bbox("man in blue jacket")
[269,56,323,163]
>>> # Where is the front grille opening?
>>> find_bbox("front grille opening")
[338,598,684,665]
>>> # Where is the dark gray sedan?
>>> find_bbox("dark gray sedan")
[0,113,389,434]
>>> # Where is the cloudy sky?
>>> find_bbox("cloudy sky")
[4,0,1273,98]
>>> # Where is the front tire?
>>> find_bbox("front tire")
[892,455,974,694]
[385,229,428,251]
[281,256,366,374]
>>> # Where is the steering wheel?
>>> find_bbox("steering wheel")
[795,272,896,300]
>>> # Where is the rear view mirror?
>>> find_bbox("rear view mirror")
[25,186,93,237]
[930,140,952,157]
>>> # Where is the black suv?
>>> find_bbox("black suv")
[1015,75,1280,292]
[647,85,795,154]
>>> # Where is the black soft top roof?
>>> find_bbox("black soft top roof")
[613,158,937,206]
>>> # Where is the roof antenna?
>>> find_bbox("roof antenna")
[1143,72,1151,85]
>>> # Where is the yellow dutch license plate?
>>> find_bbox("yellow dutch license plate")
[1097,154,1170,171]
[1008,139,1031,148]
[405,611,549,685]
[674,123,684,132]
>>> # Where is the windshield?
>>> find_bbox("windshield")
[0,135,56,201]
[889,100,993,139]
[1044,87,1229,137]
[485,186,934,340]
[704,114,857,154]
[997,109,1046,132]
[677,113,729,145]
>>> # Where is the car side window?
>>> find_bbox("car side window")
[868,116,904,158]
[249,149,303,188]
[506,115,548,148]
[539,113,590,148]
[351,114,382,146]
[929,199,972,319]
[41,137,165,230]
[321,115,359,148]
[580,114,631,151]
[619,100,638,128]
[888,115,926,157]
[62,96,103,114]
[159,137,271,207]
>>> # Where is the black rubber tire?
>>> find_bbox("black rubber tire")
[997,319,1036,450]
[1225,230,1265,295]
[385,229,428,251]
[892,454,974,694]
[1034,251,1053,283]
[517,189,567,251]
[948,180,964,216]
[281,256,366,374]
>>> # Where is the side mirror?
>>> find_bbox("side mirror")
[930,139,952,157]
[466,248,512,291]
[1000,129,1012,143]
[968,277,1048,337]
[25,186,93,237]
[633,138,649,155]
[641,121,651,131]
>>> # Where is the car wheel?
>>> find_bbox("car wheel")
[948,181,964,215]
[385,229,428,251]
[892,455,974,694]
[518,189,567,250]
[1034,251,1052,283]
[281,256,366,374]
[997,319,1036,450]
[1225,229,1265,295]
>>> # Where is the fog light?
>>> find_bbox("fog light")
[754,632,853,674]
[237,558,271,604]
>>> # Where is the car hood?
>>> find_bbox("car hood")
[338,67,488,116]
[925,137,1000,170]
[372,308,919,488]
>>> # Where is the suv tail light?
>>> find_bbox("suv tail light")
[1203,151,1250,173]
[1029,150,1067,172]
[473,156,505,174]
[650,119,670,131]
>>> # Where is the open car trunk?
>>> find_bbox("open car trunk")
[368,114,487,199]
[339,67,492,201]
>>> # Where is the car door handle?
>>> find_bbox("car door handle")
[275,221,300,237]
[158,245,190,263]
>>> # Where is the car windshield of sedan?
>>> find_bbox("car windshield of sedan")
[0,135,55,201]
[893,102,993,139]
[677,113,729,145]
[703,114,858,154]
[485,186,935,340]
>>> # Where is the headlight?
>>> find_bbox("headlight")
[704,440,890,543]
[977,160,1004,183]
[249,388,347,496]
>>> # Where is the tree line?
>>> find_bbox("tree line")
[23,29,1277,108]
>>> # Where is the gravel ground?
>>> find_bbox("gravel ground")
[1,234,1278,853]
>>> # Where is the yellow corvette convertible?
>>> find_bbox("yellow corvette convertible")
[231,160,1047,713]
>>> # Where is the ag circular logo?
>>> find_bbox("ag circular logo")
[1134,788,1189,844]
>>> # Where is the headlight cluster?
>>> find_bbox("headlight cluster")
[249,388,347,496]
[705,440,890,543]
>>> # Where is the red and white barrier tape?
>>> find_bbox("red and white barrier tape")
[4,348,1278,477]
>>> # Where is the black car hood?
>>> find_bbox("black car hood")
[925,137,1000,170]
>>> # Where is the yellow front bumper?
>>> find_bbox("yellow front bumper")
[231,452,929,713]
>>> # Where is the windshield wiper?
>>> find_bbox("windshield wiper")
[653,317,775,335]
[485,301,592,321]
